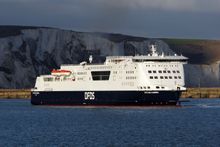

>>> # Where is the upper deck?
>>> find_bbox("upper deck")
[106,55,187,62]
[106,45,187,64]
[61,45,187,68]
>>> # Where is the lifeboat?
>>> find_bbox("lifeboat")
[51,69,71,76]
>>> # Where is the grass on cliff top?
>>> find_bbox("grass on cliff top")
[162,38,205,45]
[161,38,220,64]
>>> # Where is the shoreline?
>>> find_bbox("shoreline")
[0,88,220,99]
[181,88,220,98]
[0,89,30,99]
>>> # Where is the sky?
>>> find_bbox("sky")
[0,0,220,39]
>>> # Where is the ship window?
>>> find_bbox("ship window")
[44,77,53,82]
[162,87,165,89]
[147,86,150,89]
[77,77,84,80]
[159,70,162,73]
[55,77,60,81]
[126,71,134,74]
[153,70,156,73]
[156,86,160,89]
[91,71,111,81]
[154,76,158,79]
[148,70,152,73]
[77,72,87,75]
[165,76,168,79]
[174,76,177,79]
[178,76,181,79]
[177,71,180,73]
[150,76,153,79]
[173,71,176,73]
[160,76,163,79]
[169,76,172,79]
[167,71,171,73]
[163,70,166,73]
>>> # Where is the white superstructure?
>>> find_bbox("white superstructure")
[33,45,187,92]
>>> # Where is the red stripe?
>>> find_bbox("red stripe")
[51,69,71,73]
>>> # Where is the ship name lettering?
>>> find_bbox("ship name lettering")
[33,92,39,95]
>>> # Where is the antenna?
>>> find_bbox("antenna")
[161,52,164,57]
[150,44,158,56]
[89,55,93,63]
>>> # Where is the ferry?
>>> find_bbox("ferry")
[31,45,187,105]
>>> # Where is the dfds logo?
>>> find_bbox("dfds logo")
[84,92,95,100]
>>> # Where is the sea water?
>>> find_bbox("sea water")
[0,98,220,147]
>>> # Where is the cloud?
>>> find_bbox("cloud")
[74,0,220,12]
[134,0,220,12]
[0,0,219,39]
[1,0,220,12]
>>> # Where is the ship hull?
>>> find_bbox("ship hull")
[31,91,181,106]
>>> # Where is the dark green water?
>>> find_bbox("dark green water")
[0,98,220,147]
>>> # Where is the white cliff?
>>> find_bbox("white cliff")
[0,27,219,88]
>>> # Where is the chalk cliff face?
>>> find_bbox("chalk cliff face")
[184,63,220,87]
[0,26,219,88]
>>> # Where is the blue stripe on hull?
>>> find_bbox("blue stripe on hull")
[31,91,181,106]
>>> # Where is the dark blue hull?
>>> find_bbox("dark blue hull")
[31,91,181,106]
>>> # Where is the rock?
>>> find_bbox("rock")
[0,26,219,88]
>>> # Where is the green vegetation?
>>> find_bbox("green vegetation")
[162,38,204,45]
[161,38,220,64]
